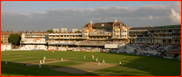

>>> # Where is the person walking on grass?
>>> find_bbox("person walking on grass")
[102,59,105,63]
[24,62,26,66]
[44,56,46,60]
[119,61,121,66]
[39,63,42,68]
[5,60,8,64]
[40,60,42,64]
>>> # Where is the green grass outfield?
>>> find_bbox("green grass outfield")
[1,51,181,76]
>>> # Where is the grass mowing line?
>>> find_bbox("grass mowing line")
[2,55,25,58]
[22,60,69,66]
[2,61,98,76]
[3,58,47,64]
[42,60,69,65]
[1,51,181,76]
[1,57,35,61]
[94,66,152,76]
[25,58,59,63]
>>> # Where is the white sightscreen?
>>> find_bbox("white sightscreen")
[104,44,118,48]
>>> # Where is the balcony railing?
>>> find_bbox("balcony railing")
[149,32,175,34]
[74,43,104,46]
[49,37,88,39]
[130,36,178,39]
[172,32,181,34]
[129,33,148,35]
[89,33,111,36]
[172,36,181,39]
[158,37,173,39]
[111,37,127,39]
[20,42,46,44]
[26,36,45,38]
[164,32,172,34]
[89,38,109,40]
[129,37,153,39]
[128,37,137,39]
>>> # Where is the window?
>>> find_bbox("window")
[101,24,104,26]
[168,40,171,43]
[168,30,172,32]
[155,30,160,33]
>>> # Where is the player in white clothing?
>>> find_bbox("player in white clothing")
[39,63,42,68]
[5,60,8,64]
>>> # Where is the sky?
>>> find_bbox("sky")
[1,1,181,32]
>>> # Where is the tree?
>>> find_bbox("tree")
[8,34,21,45]
[1,41,3,43]
[46,30,54,33]
[75,31,82,33]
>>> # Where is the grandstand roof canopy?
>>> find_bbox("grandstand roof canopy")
[130,25,181,30]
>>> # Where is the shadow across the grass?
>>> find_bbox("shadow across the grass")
[1,61,99,76]
[1,51,181,76]
[97,52,181,76]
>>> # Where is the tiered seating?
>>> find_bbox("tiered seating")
[65,46,118,52]
[48,40,127,45]
[1,47,5,51]
[58,47,67,51]
[128,44,181,56]
[76,41,125,45]
[20,45,36,50]
[1,44,12,51]
[49,41,76,43]
[36,45,47,50]
[22,38,46,43]
[48,46,57,49]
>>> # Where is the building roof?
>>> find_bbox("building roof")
[113,22,125,26]
[83,21,126,27]
[83,23,90,27]
[130,25,181,30]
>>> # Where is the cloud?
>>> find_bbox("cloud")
[155,16,159,19]
[169,8,181,23]
[1,2,181,32]
[149,15,153,19]
[172,2,181,14]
